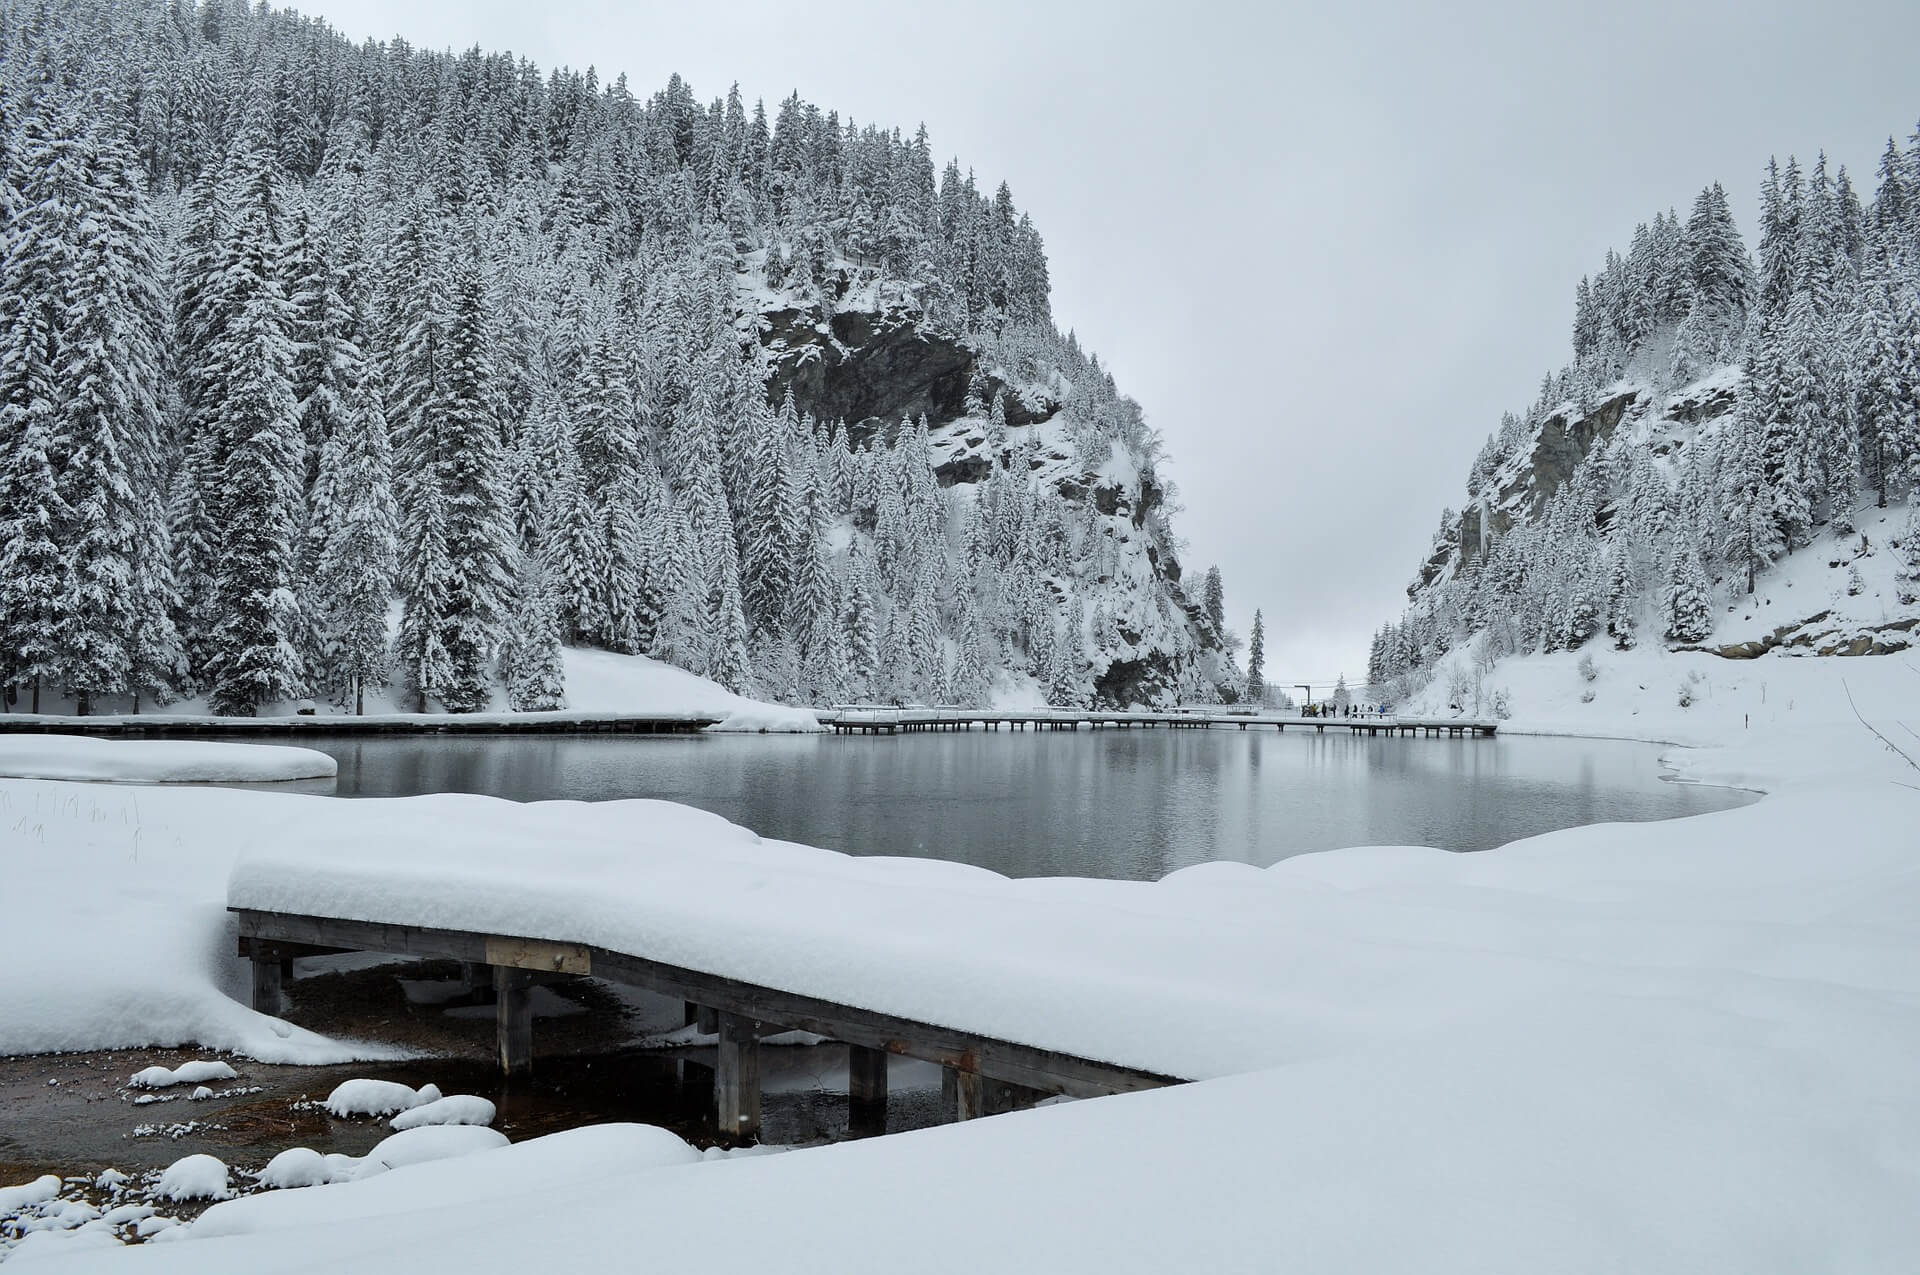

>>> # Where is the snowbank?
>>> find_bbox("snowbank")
[0,736,335,784]
[0,781,409,1062]
[349,1127,509,1181]
[559,649,822,733]
[191,1125,696,1240]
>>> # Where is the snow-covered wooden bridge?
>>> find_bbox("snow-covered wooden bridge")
[233,906,1178,1144]
[822,707,1499,738]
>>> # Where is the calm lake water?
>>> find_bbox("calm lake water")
[268,729,1752,881]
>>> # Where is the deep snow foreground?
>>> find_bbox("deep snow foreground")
[0,736,337,784]
[26,778,1920,1270]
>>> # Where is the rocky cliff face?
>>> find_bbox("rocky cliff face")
[760,306,1057,444]
[752,292,1232,704]
[1426,375,1739,596]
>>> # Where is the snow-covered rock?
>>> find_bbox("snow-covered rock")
[128,1061,237,1089]
[154,1155,231,1202]
[388,1095,496,1130]
[253,1149,332,1190]
[0,1175,61,1215]
[324,1080,439,1119]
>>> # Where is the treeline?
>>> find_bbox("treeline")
[1374,127,1920,691]
[0,0,1222,715]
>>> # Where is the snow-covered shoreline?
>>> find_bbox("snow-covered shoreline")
[6,649,825,735]
[0,736,337,784]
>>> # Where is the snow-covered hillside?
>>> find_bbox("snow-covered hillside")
[0,0,1234,725]
[1373,130,1920,700]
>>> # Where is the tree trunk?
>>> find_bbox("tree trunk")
[75,691,90,717]
[132,690,142,715]
[32,678,40,714]
[355,676,364,716]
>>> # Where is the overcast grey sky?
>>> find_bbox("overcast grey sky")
[313,0,1920,687]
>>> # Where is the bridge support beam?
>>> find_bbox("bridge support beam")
[715,1011,761,1143]
[494,966,534,1079]
[249,955,283,1014]
[848,1044,888,1137]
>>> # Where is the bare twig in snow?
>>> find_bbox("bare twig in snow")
[1843,678,1920,774]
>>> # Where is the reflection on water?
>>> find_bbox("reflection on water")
[258,730,1752,882]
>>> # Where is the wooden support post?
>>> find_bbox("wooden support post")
[495,966,534,1079]
[945,1065,984,1121]
[848,1044,888,1137]
[696,1004,719,1034]
[250,956,283,1014]
[715,1011,761,1142]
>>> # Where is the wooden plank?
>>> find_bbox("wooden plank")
[232,908,1182,1099]
[848,1043,888,1138]
[715,1011,760,1142]
[238,936,348,962]
[494,966,534,1078]
[484,935,591,975]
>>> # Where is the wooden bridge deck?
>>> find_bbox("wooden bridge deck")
[822,709,1498,738]
[233,907,1178,1145]
[0,712,721,737]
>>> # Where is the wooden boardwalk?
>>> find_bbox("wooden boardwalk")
[0,712,720,737]
[822,708,1498,738]
[234,908,1178,1144]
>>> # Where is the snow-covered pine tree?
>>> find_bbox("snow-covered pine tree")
[428,225,516,712]
[1662,533,1715,644]
[841,544,879,701]
[949,587,993,708]
[1603,540,1637,648]
[309,352,397,713]
[0,96,80,713]
[44,116,154,708]
[1201,566,1226,640]
[502,551,567,712]
[203,90,308,716]
[1245,609,1266,704]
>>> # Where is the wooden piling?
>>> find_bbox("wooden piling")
[945,1065,984,1121]
[715,1011,761,1142]
[250,957,283,1014]
[494,966,534,1078]
[848,1043,888,1137]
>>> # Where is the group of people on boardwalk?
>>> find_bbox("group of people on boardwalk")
[1302,701,1387,719]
